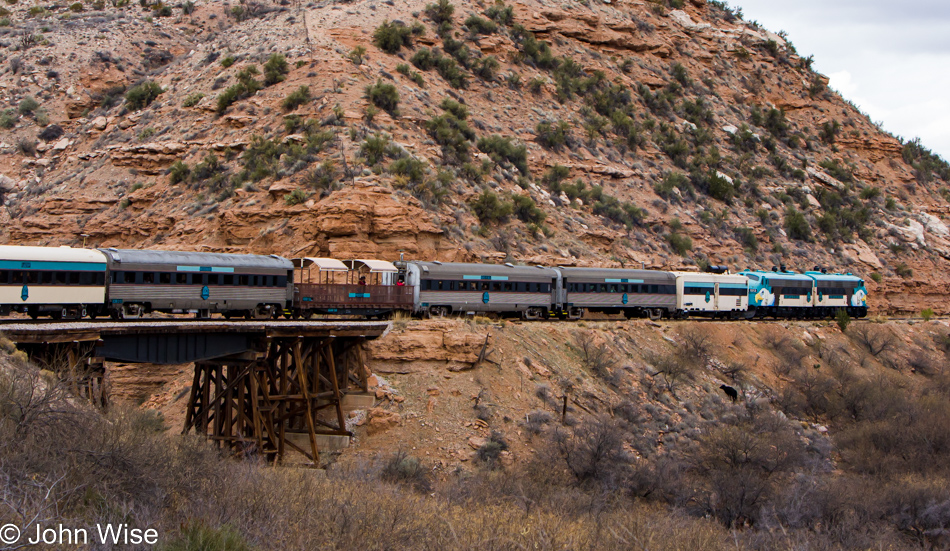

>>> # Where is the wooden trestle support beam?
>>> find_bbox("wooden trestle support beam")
[183,336,368,465]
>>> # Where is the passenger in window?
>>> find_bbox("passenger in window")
[396,277,405,286]
[358,276,366,286]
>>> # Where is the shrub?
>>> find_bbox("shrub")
[784,206,811,241]
[511,194,545,224]
[735,226,757,252]
[528,77,545,94]
[535,120,569,150]
[485,0,513,25]
[667,231,692,255]
[69,2,83,11]
[895,263,913,278]
[37,123,63,141]
[221,55,236,68]
[465,14,497,34]
[216,65,266,114]
[125,80,163,111]
[182,0,194,14]
[17,137,36,156]
[161,522,253,551]
[593,195,645,229]
[921,308,935,322]
[0,109,17,129]
[365,80,399,116]
[360,134,393,166]
[425,0,454,25]
[472,55,499,80]
[425,99,475,165]
[410,48,437,70]
[17,96,39,115]
[471,190,512,224]
[388,156,426,183]
[476,431,509,469]
[263,53,289,86]
[381,450,432,493]
[436,56,467,89]
[373,20,412,53]
[284,188,309,205]
[477,135,528,174]
[347,45,367,65]
[168,160,191,184]
[835,308,850,332]
[870,272,882,283]
[182,93,205,107]
[282,85,310,111]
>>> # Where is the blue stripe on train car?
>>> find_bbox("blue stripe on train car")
[348,293,371,298]
[0,260,106,271]
[177,266,236,273]
[606,278,644,283]
[463,275,509,281]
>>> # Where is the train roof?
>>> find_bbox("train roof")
[294,257,348,271]
[0,245,107,264]
[804,272,864,283]
[409,261,557,278]
[671,272,748,283]
[557,267,675,281]
[98,249,293,270]
[739,270,814,282]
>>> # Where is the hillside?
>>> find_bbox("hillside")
[1,0,949,314]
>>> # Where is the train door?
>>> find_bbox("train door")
[714,282,721,312]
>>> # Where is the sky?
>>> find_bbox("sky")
[732,0,950,161]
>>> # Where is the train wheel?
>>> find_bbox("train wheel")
[429,306,449,318]
[648,308,663,321]
[302,311,314,320]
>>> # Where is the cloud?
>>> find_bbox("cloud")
[733,0,950,159]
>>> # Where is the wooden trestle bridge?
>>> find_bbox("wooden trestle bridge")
[1,320,390,464]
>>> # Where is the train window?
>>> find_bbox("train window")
[0,270,7,284]
[238,275,249,286]
[95,273,105,285]
[177,273,188,284]
[504,282,512,291]
[199,274,208,285]
[143,272,155,284]
[68,272,80,284]
[222,274,233,285]
[52,272,64,284]
[80,273,91,285]
[159,273,171,284]
[277,276,287,287]
[122,272,134,284]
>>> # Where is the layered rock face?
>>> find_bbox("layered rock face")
[0,0,948,313]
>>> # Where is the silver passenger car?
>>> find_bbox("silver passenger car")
[557,267,676,319]
[99,249,293,318]
[404,261,558,318]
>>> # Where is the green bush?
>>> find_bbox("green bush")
[465,14,497,34]
[511,194,545,224]
[477,135,528,174]
[125,81,163,111]
[535,120,569,150]
[411,48,437,70]
[284,188,309,206]
[870,272,882,283]
[425,99,475,165]
[263,53,289,86]
[182,93,205,107]
[216,65,264,114]
[168,160,191,184]
[360,134,393,166]
[17,96,38,115]
[835,308,850,332]
[347,45,367,65]
[365,79,399,115]
[654,171,691,201]
[69,2,83,11]
[472,55,499,80]
[221,55,236,68]
[471,190,512,225]
[282,85,310,111]
[784,206,811,241]
[895,263,913,278]
[485,0,513,25]
[425,0,454,24]
[667,232,692,255]
[373,20,412,53]
[436,56,467,89]
[161,522,253,551]
[593,195,645,229]
[734,226,757,252]
[389,156,427,183]
[543,164,570,189]
[0,109,16,129]
[921,308,935,322]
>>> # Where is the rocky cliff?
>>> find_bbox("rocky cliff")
[1,0,948,313]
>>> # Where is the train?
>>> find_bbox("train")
[0,245,868,321]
